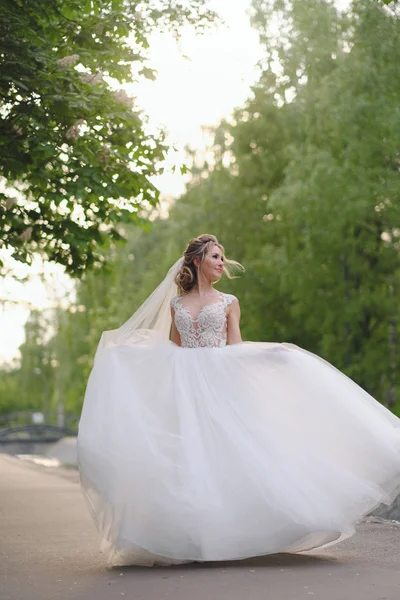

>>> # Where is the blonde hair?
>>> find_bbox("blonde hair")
[175,234,244,294]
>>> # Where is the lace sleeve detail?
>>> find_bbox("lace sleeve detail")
[223,293,238,308]
[170,295,180,311]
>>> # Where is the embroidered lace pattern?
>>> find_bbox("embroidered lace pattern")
[171,292,237,348]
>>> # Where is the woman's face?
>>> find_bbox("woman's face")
[198,244,224,283]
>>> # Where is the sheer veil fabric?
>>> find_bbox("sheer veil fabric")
[95,257,184,353]
[78,257,400,567]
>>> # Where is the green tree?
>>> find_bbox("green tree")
[3,0,400,419]
[0,0,216,275]
[248,0,400,399]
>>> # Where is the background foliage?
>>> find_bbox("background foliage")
[0,0,215,274]
[1,0,399,424]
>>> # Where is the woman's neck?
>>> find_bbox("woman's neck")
[192,275,215,298]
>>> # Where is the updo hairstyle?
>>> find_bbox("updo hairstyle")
[175,234,243,295]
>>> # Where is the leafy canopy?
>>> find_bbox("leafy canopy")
[0,0,216,275]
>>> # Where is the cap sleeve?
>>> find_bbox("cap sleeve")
[223,293,238,307]
[171,295,180,311]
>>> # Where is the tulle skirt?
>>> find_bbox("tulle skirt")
[77,341,400,566]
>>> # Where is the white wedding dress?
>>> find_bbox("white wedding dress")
[78,285,400,567]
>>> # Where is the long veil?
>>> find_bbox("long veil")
[95,257,183,357]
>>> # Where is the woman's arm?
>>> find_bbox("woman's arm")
[170,307,182,346]
[227,299,242,345]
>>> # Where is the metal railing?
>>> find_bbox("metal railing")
[0,425,77,444]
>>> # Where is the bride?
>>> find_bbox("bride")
[78,234,400,566]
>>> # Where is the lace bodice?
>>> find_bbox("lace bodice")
[171,292,238,348]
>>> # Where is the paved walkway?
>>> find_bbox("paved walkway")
[1,454,400,600]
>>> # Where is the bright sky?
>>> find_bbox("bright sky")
[134,0,262,204]
[0,0,261,365]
